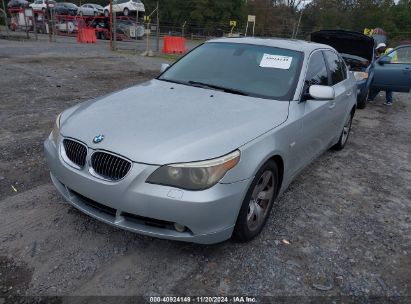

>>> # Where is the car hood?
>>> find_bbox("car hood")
[60,80,289,165]
[311,30,374,62]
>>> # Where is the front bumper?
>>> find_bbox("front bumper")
[356,79,369,99]
[44,136,249,244]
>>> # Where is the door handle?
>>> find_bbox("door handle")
[329,101,336,109]
[346,91,352,97]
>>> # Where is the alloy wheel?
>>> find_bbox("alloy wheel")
[247,170,275,231]
[341,114,352,145]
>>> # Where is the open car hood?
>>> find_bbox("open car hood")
[311,30,375,62]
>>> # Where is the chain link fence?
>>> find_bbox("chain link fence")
[2,5,410,53]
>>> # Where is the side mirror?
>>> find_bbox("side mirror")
[378,56,391,65]
[309,85,335,100]
[160,63,170,73]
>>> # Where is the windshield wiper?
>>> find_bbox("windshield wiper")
[187,81,249,96]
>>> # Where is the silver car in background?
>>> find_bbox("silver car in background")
[78,3,104,16]
[44,38,357,244]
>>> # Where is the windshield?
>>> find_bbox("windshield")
[159,42,303,101]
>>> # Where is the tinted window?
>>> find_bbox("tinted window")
[324,51,345,85]
[386,46,411,64]
[305,51,328,86]
[159,42,304,101]
[338,55,347,79]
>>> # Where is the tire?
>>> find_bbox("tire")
[123,8,129,16]
[332,111,354,151]
[79,11,83,17]
[94,11,98,16]
[357,89,369,109]
[233,160,279,242]
[104,10,109,17]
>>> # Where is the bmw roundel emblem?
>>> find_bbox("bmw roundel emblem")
[93,135,105,144]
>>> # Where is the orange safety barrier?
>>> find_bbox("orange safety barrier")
[162,36,187,54]
[77,27,97,44]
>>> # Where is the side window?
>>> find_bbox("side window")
[305,51,329,87]
[324,51,345,85]
[338,55,347,79]
[386,46,411,64]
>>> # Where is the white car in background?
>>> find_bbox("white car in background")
[29,0,55,12]
[103,0,145,17]
[78,3,104,16]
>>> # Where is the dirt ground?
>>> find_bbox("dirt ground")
[0,39,410,302]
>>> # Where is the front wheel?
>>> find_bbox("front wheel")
[357,89,369,109]
[233,160,279,242]
[123,8,129,16]
[332,111,354,151]
[104,10,109,17]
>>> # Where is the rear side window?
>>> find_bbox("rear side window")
[338,55,348,79]
[324,51,346,85]
[305,51,328,86]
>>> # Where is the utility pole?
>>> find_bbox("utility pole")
[156,0,159,52]
[293,0,307,39]
[293,8,303,39]
[46,0,52,42]
[1,0,9,36]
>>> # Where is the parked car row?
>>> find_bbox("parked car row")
[8,0,145,17]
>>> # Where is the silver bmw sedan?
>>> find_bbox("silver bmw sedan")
[44,38,357,244]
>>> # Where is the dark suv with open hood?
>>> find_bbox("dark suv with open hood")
[312,30,375,109]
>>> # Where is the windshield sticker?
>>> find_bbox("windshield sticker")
[259,54,293,69]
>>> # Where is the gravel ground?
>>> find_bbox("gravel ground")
[0,39,410,302]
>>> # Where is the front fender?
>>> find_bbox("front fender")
[220,124,289,194]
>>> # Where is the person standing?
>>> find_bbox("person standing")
[368,43,394,106]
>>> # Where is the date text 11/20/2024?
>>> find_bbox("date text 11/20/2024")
[149,296,257,303]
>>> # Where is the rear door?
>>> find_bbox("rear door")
[372,45,411,92]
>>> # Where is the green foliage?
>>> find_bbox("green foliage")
[145,0,246,28]
[302,0,411,43]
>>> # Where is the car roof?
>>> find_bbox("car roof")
[208,37,333,54]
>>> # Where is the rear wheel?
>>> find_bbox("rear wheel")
[357,89,369,109]
[233,160,278,242]
[332,111,354,151]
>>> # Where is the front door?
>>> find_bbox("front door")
[372,45,411,92]
[288,50,332,175]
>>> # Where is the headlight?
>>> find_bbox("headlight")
[51,113,62,145]
[146,150,241,191]
[354,72,368,81]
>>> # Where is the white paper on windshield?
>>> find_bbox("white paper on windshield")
[259,54,293,69]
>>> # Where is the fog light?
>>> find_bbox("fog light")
[174,223,186,233]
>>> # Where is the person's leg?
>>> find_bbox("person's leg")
[368,88,380,101]
[386,90,393,105]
